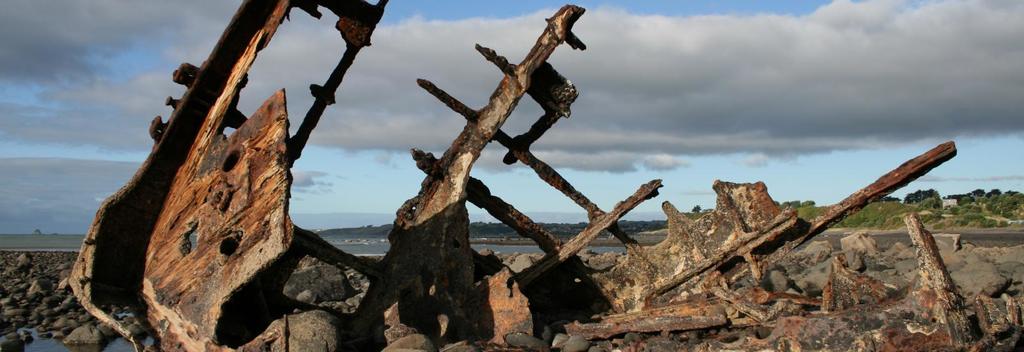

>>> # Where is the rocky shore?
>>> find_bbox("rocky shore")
[3,233,1024,351]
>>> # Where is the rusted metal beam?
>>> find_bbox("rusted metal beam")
[287,0,388,164]
[565,298,727,339]
[904,212,976,346]
[516,179,662,286]
[821,253,894,313]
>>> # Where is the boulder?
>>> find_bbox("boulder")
[504,333,546,349]
[933,233,961,252]
[27,279,53,295]
[562,335,591,352]
[284,264,356,304]
[840,232,878,254]
[64,324,106,345]
[0,337,23,352]
[796,241,833,264]
[265,310,343,352]
[760,270,791,293]
[951,261,1012,298]
[507,255,534,273]
[383,333,436,352]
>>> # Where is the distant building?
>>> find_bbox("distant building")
[942,199,958,208]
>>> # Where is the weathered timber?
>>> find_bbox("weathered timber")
[350,6,588,343]
[515,179,662,286]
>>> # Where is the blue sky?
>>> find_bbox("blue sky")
[1,0,1023,233]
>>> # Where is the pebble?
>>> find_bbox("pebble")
[504,332,547,349]
[383,333,436,352]
[562,335,590,352]
[64,324,107,345]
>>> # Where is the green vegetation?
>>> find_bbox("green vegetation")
[781,188,1024,230]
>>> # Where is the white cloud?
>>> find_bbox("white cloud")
[2,0,1023,171]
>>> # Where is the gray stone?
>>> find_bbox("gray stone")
[127,323,147,337]
[265,310,343,352]
[296,290,316,304]
[383,333,436,352]
[562,336,590,352]
[440,341,478,352]
[15,254,30,270]
[505,332,546,349]
[97,324,118,339]
[551,333,569,348]
[793,260,830,297]
[885,242,914,259]
[951,261,1011,298]
[933,233,962,252]
[761,270,791,293]
[797,241,832,264]
[284,264,356,304]
[846,251,866,272]
[840,232,878,254]
[1,309,25,319]
[623,332,642,345]
[507,255,534,273]
[26,279,52,295]
[64,324,106,345]
[0,338,23,352]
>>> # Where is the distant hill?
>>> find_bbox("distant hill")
[316,220,666,240]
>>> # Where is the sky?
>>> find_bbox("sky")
[1,0,1023,233]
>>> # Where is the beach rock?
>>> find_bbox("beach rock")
[846,252,866,272]
[97,324,118,339]
[840,232,878,254]
[279,310,343,352]
[284,264,356,304]
[551,333,569,348]
[933,233,962,252]
[1,309,25,319]
[504,333,546,349]
[440,341,478,352]
[64,324,106,345]
[885,242,914,259]
[14,254,31,270]
[586,252,618,271]
[562,336,590,352]
[0,337,23,352]
[951,261,1011,298]
[793,260,830,297]
[507,255,534,273]
[295,290,316,304]
[623,332,642,345]
[27,279,52,295]
[126,323,148,337]
[383,333,436,352]
[760,270,791,293]
[797,241,832,264]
